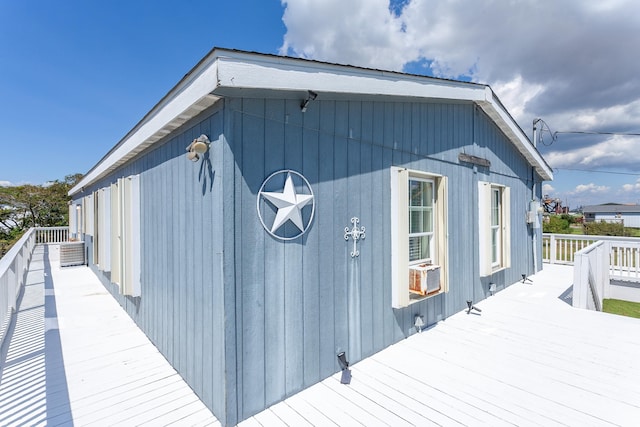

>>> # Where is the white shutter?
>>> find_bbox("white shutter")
[111,181,121,286]
[502,186,511,269]
[93,191,100,264]
[68,203,77,239]
[436,176,449,292]
[81,198,86,234]
[122,175,141,297]
[95,190,103,268]
[391,167,409,308]
[100,187,111,272]
[478,181,492,277]
[84,194,94,236]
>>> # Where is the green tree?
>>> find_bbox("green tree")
[583,220,627,236]
[543,215,571,234]
[0,173,82,256]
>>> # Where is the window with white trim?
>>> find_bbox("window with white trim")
[392,167,448,308]
[491,187,501,267]
[479,182,510,276]
[409,177,434,265]
[68,202,82,240]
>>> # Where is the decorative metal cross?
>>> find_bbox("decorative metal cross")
[344,217,366,258]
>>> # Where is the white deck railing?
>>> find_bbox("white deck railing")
[608,240,640,280]
[543,233,640,310]
[0,229,37,348]
[573,241,607,311]
[0,227,70,348]
[35,226,69,244]
[543,234,600,264]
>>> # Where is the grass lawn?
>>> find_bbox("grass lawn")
[602,299,640,319]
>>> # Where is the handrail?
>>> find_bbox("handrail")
[545,234,640,311]
[543,233,640,265]
[0,226,69,348]
[0,228,37,348]
[572,241,607,311]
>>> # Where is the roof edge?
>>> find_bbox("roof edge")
[70,48,553,195]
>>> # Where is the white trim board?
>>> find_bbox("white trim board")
[70,48,552,195]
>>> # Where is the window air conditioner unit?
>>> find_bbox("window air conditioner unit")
[409,264,441,296]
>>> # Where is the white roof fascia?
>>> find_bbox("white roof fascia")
[70,59,221,196]
[476,87,553,181]
[214,51,486,103]
[214,51,552,181]
[70,49,552,195]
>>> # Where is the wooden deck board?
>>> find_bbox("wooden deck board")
[3,246,640,426]
[0,245,219,426]
[0,251,47,427]
[266,400,315,426]
[248,263,640,426]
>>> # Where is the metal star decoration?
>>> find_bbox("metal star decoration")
[260,172,314,234]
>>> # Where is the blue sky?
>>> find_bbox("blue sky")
[0,0,285,185]
[2,0,640,209]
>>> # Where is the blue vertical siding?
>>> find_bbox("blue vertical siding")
[226,97,541,421]
[263,99,287,407]
[74,93,544,426]
[75,104,230,423]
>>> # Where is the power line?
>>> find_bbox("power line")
[534,118,640,146]
[556,130,640,137]
[556,167,640,176]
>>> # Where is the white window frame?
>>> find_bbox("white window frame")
[479,181,511,276]
[392,167,449,308]
[68,202,82,240]
[491,187,501,268]
[408,177,435,266]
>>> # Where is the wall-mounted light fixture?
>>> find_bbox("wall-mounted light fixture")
[300,90,318,112]
[337,351,351,384]
[185,134,211,162]
[414,315,425,333]
[489,282,497,296]
[466,300,482,314]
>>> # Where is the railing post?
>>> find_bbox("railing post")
[602,241,611,300]
[573,252,584,308]
[550,234,557,264]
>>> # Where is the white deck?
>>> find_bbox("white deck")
[0,245,219,426]
[241,264,640,427]
[2,248,640,426]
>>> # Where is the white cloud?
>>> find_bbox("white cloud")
[545,135,640,169]
[280,0,417,71]
[542,183,555,194]
[0,180,12,187]
[622,179,640,192]
[280,0,640,171]
[571,183,610,195]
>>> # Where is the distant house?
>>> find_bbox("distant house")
[583,203,640,227]
[68,48,552,426]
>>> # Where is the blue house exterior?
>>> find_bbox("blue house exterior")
[68,48,552,426]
